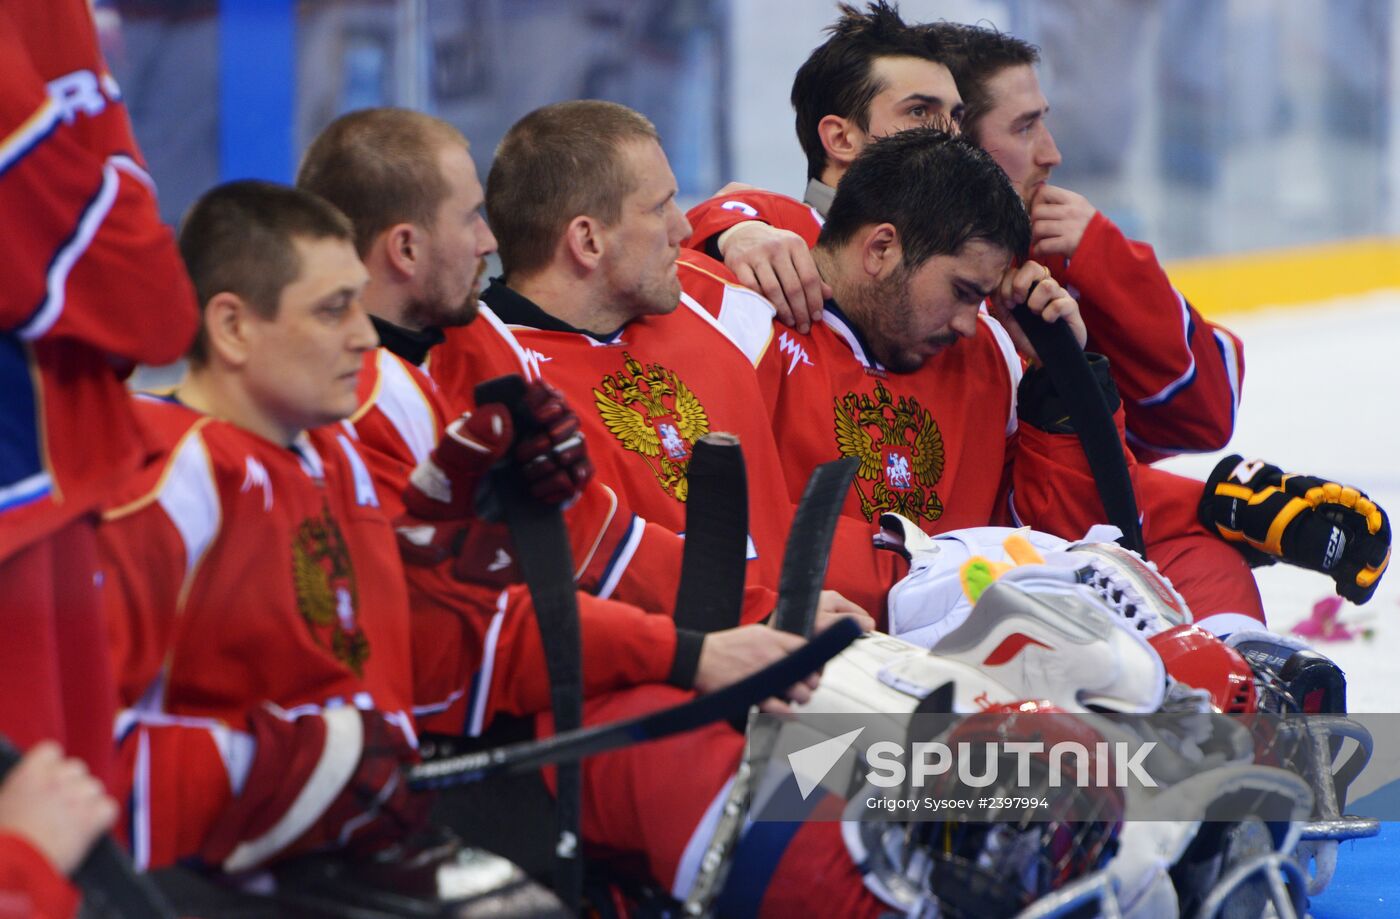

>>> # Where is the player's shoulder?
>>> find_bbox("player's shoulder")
[354,347,444,423]
[130,391,203,443]
[971,312,1024,380]
[676,251,777,366]
[678,250,773,317]
[688,187,822,232]
[106,394,226,520]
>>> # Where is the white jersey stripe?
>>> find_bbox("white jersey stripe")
[372,350,438,466]
[156,432,221,589]
[18,157,122,341]
[979,312,1024,437]
[476,304,541,380]
[467,592,510,737]
[0,470,52,511]
[0,97,59,177]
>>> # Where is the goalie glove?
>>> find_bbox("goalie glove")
[1198,454,1391,604]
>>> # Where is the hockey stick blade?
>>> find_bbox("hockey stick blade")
[673,433,749,633]
[0,736,176,918]
[473,374,584,911]
[1011,300,1146,557]
[771,457,860,636]
[407,618,861,791]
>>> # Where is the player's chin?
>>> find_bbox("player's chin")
[886,350,930,375]
[447,296,481,328]
[654,279,683,313]
[329,383,362,418]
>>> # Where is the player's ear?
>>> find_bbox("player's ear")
[381,223,421,279]
[859,223,901,279]
[818,114,862,174]
[203,291,257,367]
[563,215,604,271]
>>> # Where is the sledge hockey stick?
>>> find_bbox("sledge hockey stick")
[673,433,749,633]
[683,458,861,916]
[473,374,584,912]
[0,735,176,918]
[1011,296,1146,557]
[771,456,861,636]
[406,618,861,790]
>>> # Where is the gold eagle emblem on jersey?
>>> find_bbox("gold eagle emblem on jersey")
[833,379,946,523]
[292,503,369,675]
[594,352,710,501]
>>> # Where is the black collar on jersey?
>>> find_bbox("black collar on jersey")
[819,298,882,368]
[370,314,444,368]
[482,278,626,343]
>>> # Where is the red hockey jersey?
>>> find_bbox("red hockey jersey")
[0,0,197,815]
[1040,212,1244,461]
[683,187,1244,462]
[0,0,197,560]
[702,287,1026,533]
[99,397,415,868]
[686,197,1265,618]
[430,254,903,616]
[349,340,698,736]
[0,833,77,919]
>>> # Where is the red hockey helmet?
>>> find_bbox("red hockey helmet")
[1149,625,1257,713]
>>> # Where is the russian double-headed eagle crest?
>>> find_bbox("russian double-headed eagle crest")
[833,379,946,523]
[292,502,369,674]
[594,352,710,501]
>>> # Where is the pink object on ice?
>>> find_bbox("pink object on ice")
[1290,596,1358,641]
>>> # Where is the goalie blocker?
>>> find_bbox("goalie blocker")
[1199,454,1391,604]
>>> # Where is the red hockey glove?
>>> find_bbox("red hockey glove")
[402,405,515,521]
[1199,454,1391,604]
[401,382,592,522]
[394,516,524,587]
[200,707,428,874]
[508,381,593,506]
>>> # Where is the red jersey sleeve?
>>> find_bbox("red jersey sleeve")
[403,563,681,737]
[1056,213,1244,461]
[0,833,80,918]
[0,3,196,364]
[683,189,825,252]
[1009,403,1141,540]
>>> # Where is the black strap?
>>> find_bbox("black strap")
[771,457,861,636]
[673,433,749,633]
[472,375,584,913]
[1011,299,1146,557]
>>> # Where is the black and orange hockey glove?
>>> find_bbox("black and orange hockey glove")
[1199,454,1391,604]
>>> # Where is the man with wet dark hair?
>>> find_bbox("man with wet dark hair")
[692,1,964,330]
